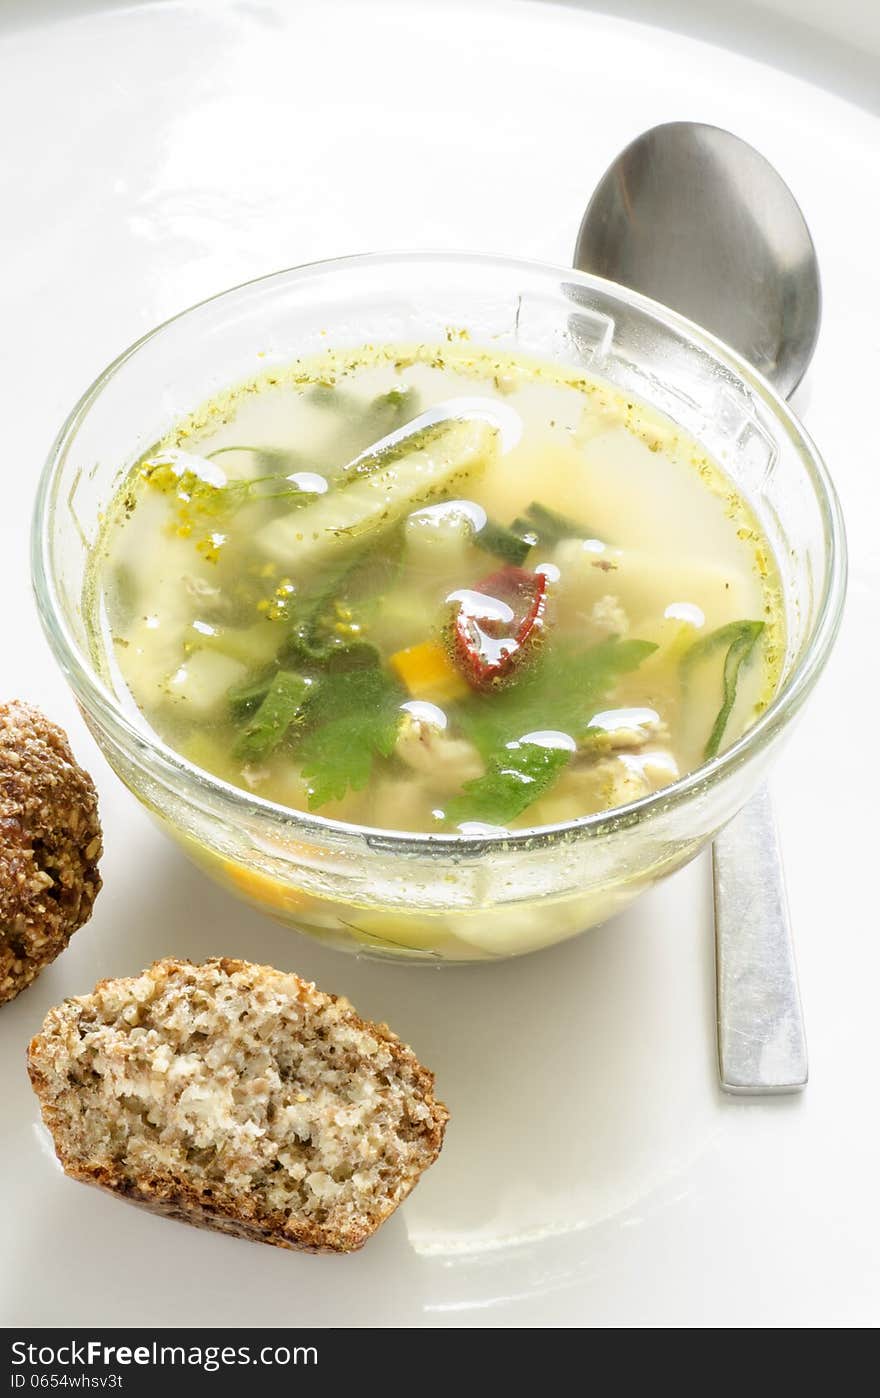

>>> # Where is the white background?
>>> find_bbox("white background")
[1,0,878,1327]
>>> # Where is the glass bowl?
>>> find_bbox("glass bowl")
[32,252,846,962]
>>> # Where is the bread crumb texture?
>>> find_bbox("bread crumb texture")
[1,701,102,1005]
[28,957,448,1253]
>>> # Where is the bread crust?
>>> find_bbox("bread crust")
[28,957,448,1254]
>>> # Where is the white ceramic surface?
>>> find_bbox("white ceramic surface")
[1,0,878,1328]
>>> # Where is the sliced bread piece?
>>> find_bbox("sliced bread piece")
[28,956,448,1253]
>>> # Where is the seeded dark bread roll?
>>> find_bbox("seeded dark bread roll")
[1,701,102,1005]
[28,957,449,1253]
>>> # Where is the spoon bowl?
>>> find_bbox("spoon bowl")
[574,121,821,397]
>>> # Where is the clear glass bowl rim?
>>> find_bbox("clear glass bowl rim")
[31,250,848,856]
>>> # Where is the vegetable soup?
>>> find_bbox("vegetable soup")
[87,344,783,835]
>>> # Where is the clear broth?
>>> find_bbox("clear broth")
[88,344,783,835]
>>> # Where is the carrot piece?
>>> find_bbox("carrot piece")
[222,860,310,914]
[390,641,469,701]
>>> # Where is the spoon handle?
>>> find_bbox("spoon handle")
[712,785,807,1093]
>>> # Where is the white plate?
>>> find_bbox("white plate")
[2,0,878,1328]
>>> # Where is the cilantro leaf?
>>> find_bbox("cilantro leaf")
[297,721,375,807]
[445,638,657,826]
[682,620,765,759]
[446,740,573,825]
[233,671,312,763]
[228,669,278,718]
[295,666,404,808]
[455,637,658,757]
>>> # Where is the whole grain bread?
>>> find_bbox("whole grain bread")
[1,701,102,1005]
[28,956,448,1253]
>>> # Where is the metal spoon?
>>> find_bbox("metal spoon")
[575,122,818,1093]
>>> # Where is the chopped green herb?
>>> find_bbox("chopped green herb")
[290,555,368,640]
[446,740,572,825]
[475,517,533,566]
[455,637,658,757]
[233,670,312,763]
[447,638,656,823]
[682,620,765,759]
[282,635,380,670]
[296,666,404,808]
[227,669,278,718]
[284,531,404,656]
[509,517,540,546]
[523,501,599,545]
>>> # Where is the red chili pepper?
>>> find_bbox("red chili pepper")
[450,566,548,690]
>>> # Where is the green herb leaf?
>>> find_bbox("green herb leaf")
[363,387,420,434]
[227,668,279,718]
[509,517,540,546]
[475,517,533,566]
[524,501,600,545]
[446,740,572,825]
[233,671,312,763]
[455,637,658,757]
[283,530,404,661]
[228,534,402,736]
[282,635,381,670]
[682,620,765,759]
[296,666,404,808]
